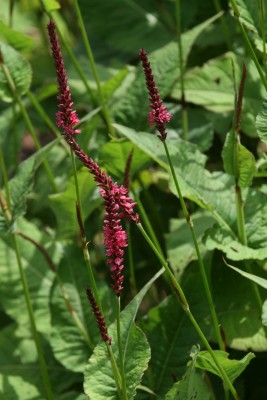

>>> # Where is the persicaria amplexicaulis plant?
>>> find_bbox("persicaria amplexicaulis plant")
[85,287,112,344]
[139,48,171,141]
[47,19,139,297]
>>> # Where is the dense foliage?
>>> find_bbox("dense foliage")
[1,0,267,399]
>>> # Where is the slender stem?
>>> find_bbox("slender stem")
[132,187,164,258]
[71,151,102,311]
[175,0,188,140]
[0,63,58,192]
[12,235,55,400]
[72,0,116,136]
[0,157,54,399]
[229,0,267,91]
[49,12,95,105]
[116,297,128,400]
[27,90,69,152]
[126,222,137,295]
[107,345,123,399]
[0,147,11,210]
[163,141,224,351]
[137,223,238,400]
[258,0,267,77]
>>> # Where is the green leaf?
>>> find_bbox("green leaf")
[172,53,264,137]
[165,347,212,400]
[0,21,33,51]
[49,166,102,238]
[111,13,222,130]
[194,350,255,383]
[237,142,256,187]
[166,211,214,277]
[261,300,267,327]
[141,262,212,397]
[0,42,32,102]
[203,226,267,261]
[99,138,151,179]
[115,124,236,231]
[256,97,267,146]
[0,324,80,398]
[212,256,267,351]
[225,262,267,289]
[84,268,164,400]
[2,138,61,227]
[50,249,116,373]
[40,0,61,12]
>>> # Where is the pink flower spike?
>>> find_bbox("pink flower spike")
[47,19,80,135]
[139,48,171,142]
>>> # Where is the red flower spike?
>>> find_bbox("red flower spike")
[85,287,112,345]
[139,48,171,142]
[47,19,80,135]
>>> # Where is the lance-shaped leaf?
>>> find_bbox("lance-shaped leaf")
[256,97,267,146]
[222,129,256,187]
[84,268,164,400]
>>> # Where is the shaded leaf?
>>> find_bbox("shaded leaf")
[84,268,164,399]
[226,261,267,289]
[0,42,32,102]
[0,21,33,51]
[194,350,255,383]
[261,300,267,327]
[256,97,267,146]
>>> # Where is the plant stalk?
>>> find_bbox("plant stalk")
[116,297,128,400]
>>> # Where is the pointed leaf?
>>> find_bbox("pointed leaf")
[226,262,267,289]
[0,42,32,102]
[84,268,164,400]
[194,350,255,383]
[256,98,267,146]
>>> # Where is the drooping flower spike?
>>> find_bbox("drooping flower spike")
[47,19,139,295]
[139,49,171,142]
[85,288,112,344]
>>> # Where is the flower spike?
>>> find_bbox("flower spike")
[85,287,112,344]
[139,48,171,141]
[47,19,80,134]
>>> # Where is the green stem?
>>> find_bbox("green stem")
[12,235,55,400]
[116,297,128,400]
[0,147,11,210]
[137,223,238,400]
[107,345,123,399]
[126,222,137,295]
[72,0,116,136]
[258,0,267,77]
[0,63,58,192]
[70,150,102,311]
[49,12,95,105]
[229,0,267,91]
[163,141,224,351]
[175,0,188,140]
[132,187,164,258]
[27,90,68,152]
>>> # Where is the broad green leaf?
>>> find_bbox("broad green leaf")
[99,138,151,179]
[115,124,236,232]
[141,261,212,397]
[194,350,255,383]
[0,324,80,398]
[40,0,61,12]
[212,256,267,351]
[172,54,264,137]
[0,218,60,338]
[165,347,212,400]
[261,300,267,327]
[203,226,267,261]
[0,20,33,51]
[166,211,214,277]
[84,268,164,400]
[238,143,256,187]
[0,42,32,102]
[226,262,267,289]
[111,13,222,130]
[2,138,61,228]
[230,0,267,54]
[256,97,267,146]
[50,248,116,373]
[49,167,102,238]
